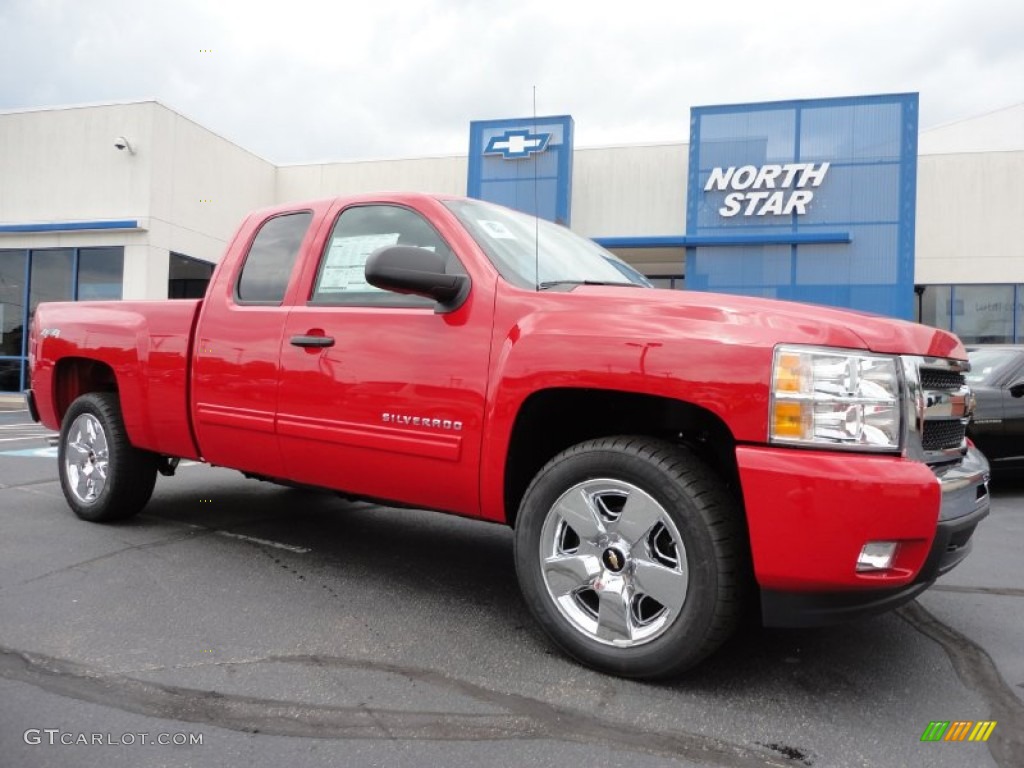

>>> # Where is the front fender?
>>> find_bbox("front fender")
[477,304,773,522]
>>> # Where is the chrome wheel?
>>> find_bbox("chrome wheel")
[64,413,110,504]
[539,478,688,648]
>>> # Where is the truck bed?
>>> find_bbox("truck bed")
[32,299,204,460]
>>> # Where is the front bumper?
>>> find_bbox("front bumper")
[761,500,988,626]
[736,444,990,627]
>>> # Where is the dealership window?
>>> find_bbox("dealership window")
[0,250,27,393]
[917,284,1023,344]
[169,252,215,299]
[78,247,124,300]
[918,285,952,331]
[29,249,74,320]
[0,250,26,357]
[0,246,125,392]
[954,285,1014,343]
[647,275,685,290]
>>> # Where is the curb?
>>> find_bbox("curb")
[0,393,27,412]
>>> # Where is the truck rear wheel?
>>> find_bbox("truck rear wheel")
[58,393,158,522]
[514,436,744,679]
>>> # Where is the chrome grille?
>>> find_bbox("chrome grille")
[902,355,972,464]
[919,369,965,391]
[922,419,967,451]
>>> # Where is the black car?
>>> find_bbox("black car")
[966,345,1024,470]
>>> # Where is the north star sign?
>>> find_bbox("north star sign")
[704,162,831,217]
[483,129,551,159]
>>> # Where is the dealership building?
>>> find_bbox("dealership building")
[0,95,1022,391]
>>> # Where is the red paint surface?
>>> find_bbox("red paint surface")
[737,446,940,590]
[30,192,969,593]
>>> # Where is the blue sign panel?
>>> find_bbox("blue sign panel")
[468,115,574,225]
[686,94,918,319]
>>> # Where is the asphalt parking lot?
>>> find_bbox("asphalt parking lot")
[0,404,1021,768]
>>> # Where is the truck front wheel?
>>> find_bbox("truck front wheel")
[514,436,744,679]
[58,393,158,522]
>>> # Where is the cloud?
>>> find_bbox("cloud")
[1,0,1021,163]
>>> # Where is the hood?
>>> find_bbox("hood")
[567,286,966,360]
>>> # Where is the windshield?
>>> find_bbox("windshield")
[965,348,1020,385]
[444,199,651,290]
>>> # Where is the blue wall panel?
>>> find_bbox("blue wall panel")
[686,94,918,319]
[467,115,574,225]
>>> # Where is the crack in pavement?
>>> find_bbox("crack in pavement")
[0,511,312,594]
[0,646,789,768]
[898,601,1024,768]
[0,530,213,592]
[0,477,60,491]
[930,585,1024,599]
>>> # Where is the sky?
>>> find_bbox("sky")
[0,0,1021,164]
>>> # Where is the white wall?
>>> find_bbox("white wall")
[147,103,276,267]
[0,102,153,225]
[915,150,1024,284]
[919,103,1024,155]
[0,101,278,300]
[2,101,1021,301]
[122,242,170,300]
[571,143,688,237]
[275,144,691,243]
[0,103,158,299]
[276,155,467,203]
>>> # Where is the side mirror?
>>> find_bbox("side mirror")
[1009,380,1024,398]
[365,246,469,312]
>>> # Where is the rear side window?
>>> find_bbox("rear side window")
[236,212,312,304]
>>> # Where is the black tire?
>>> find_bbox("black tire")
[58,392,158,522]
[514,436,745,679]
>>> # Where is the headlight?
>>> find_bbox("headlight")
[770,345,902,452]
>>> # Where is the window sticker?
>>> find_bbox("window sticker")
[477,220,517,240]
[318,233,399,293]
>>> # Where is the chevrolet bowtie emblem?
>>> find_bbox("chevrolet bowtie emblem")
[602,548,625,573]
[483,129,551,160]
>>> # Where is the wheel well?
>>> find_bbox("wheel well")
[53,358,118,423]
[503,389,742,527]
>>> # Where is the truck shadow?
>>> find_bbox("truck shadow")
[135,472,970,701]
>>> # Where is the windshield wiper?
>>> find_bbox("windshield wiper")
[537,280,643,290]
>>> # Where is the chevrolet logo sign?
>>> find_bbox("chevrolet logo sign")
[483,129,551,159]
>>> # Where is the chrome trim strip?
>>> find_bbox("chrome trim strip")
[935,446,990,522]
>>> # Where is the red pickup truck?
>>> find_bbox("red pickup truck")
[27,193,990,678]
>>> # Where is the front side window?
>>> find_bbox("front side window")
[237,212,312,304]
[444,199,650,291]
[311,205,460,306]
